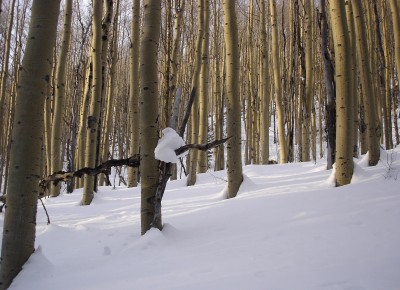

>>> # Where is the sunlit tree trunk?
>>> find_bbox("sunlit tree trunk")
[330,0,353,186]
[187,0,205,186]
[140,0,162,234]
[352,0,380,166]
[222,0,243,198]
[197,0,210,173]
[260,0,270,164]
[82,0,103,205]
[50,0,73,197]
[76,59,92,188]
[301,0,313,162]
[270,0,287,163]
[127,0,140,188]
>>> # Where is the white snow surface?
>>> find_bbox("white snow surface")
[154,127,186,163]
[2,149,400,290]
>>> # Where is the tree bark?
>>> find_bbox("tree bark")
[50,0,73,197]
[270,0,287,163]
[197,0,210,173]
[330,0,354,186]
[352,0,380,166]
[222,0,243,198]
[186,0,205,186]
[389,0,400,84]
[140,0,162,234]
[0,0,61,287]
[82,0,103,204]
[127,0,141,188]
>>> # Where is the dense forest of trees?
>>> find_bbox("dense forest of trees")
[0,0,399,288]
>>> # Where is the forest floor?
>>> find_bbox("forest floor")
[2,148,400,290]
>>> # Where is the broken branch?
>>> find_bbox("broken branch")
[174,136,231,156]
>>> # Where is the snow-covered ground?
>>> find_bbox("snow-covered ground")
[2,149,400,290]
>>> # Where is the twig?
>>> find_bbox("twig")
[39,198,51,225]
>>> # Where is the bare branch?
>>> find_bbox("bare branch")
[174,136,231,156]
[39,154,141,192]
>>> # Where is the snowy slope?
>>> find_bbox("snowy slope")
[1,149,400,290]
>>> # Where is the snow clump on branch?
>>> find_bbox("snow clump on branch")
[154,127,186,163]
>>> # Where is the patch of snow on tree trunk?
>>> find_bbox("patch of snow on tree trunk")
[154,127,186,163]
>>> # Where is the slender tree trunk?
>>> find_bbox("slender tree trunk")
[50,0,73,197]
[352,0,380,166]
[260,0,270,164]
[222,0,243,198]
[270,0,287,163]
[330,0,353,186]
[127,0,140,187]
[82,0,103,205]
[389,0,400,82]
[187,0,205,186]
[75,59,92,188]
[302,0,313,162]
[197,0,210,173]
[140,0,162,234]
[169,0,185,180]
[99,0,119,186]
[0,0,16,151]
[0,0,61,287]
[344,0,356,158]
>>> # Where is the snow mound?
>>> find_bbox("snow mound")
[154,127,186,163]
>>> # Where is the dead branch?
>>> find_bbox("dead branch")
[174,136,231,156]
[38,154,141,193]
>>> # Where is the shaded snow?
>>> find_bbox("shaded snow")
[1,149,400,290]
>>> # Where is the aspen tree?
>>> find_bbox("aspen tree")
[127,0,140,187]
[187,0,205,186]
[1,0,29,193]
[0,0,16,192]
[270,0,287,163]
[260,0,270,164]
[389,0,400,81]
[169,0,185,180]
[381,1,393,150]
[99,0,119,186]
[140,0,162,234]
[222,0,243,198]
[330,0,353,186]
[0,0,61,287]
[50,0,73,197]
[352,0,380,166]
[82,0,103,205]
[245,0,254,165]
[95,0,113,187]
[302,0,314,162]
[321,0,338,168]
[0,0,16,152]
[76,59,92,188]
[344,0,356,157]
[198,0,210,173]
[212,0,224,171]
